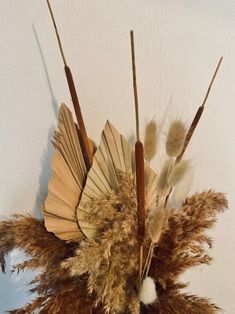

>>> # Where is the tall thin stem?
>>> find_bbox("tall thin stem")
[176,57,223,162]
[130,30,145,288]
[46,0,93,170]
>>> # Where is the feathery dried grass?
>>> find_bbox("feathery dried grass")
[63,172,139,314]
[0,187,227,313]
[166,120,187,157]
[168,159,190,187]
[150,190,228,287]
[144,120,158,162]
[141,290,220,314]
[147,206,167,244]
[157,159,173,193]
[0,215,94,313]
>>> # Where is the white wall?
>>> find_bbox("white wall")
[0,0,234,312]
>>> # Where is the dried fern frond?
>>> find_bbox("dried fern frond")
[144,119,158,162]
[166,120,187,157]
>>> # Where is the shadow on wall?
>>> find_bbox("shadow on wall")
[32,24,58,119]
[32,125,55,219]
[32,24,60,218]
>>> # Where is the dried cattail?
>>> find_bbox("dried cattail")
[166,120,187,157]
[168,160,190,187]
[144,119,158,161]
[148,206,166,243]
[157,159,173,193]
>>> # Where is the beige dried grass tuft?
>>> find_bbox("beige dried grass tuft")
[157,159,173,193]
[148,206,166,244]
[144,119,158,162]
[63,172,139,314]
[166,120,187,157]
[168,160,190,187]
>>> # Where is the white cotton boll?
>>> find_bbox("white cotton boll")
[139,276,157,305]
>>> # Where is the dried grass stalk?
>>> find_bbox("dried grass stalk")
[166,120,187,157]
[144,120,158,162]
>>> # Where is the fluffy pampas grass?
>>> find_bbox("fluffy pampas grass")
[62,172,140,314]
[0,187,228,313]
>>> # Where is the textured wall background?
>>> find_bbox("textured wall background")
[0,0,234,313]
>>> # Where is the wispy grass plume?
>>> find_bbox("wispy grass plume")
[147,206,166,244]
[157,159,173,193]
[168,160,190,187]
[144,119,158,162]
[166,120,187,157]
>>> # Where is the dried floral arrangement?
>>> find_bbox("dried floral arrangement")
[0,1,228,313]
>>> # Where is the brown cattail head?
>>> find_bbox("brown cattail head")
[166,120,187,157]
[148,206,166,243]
[144,119,158,162]
[168,159,190,187]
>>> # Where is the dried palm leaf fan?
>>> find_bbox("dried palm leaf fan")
[0,1,228,313]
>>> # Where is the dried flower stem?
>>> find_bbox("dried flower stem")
[176,57,223,162]
[130,30,145,287]
[142,241,154,280]
[165,57,223,206]
[46,0,93,170]
[130,30,140,142]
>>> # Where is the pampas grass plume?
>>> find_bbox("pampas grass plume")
[139,276,157,304]
[157,159,173,193]
[144,119,158,161]
[148,206,166,243]
[166,120,187,157]
[168,160,190,187]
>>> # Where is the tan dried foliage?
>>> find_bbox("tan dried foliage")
[147,206,167,243]
[63,172,140,314]
[141,290,220,314]
[0,187,227,313]
[150,190,228,288]
[166,120,187,157]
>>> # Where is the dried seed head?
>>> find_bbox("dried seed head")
[168,160,190,187]
[166,120,187,157]
[157,159,173,193]
[139,276,157,304]
[144,119,158,161]
[148,206,166,243]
